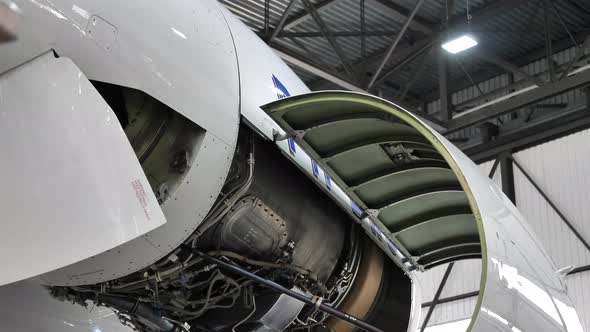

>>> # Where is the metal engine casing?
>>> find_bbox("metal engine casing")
[193,136,348,331]
[214,196,290,260]
[204,136,347,284]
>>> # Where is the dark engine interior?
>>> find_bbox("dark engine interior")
[49,84,412,332]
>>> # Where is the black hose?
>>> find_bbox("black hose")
[195,251,384,332]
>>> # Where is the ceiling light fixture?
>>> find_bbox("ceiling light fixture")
[441,35,478,54]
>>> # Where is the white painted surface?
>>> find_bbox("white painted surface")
[1,0,240,146]
[0,279,133,332]
[221,4,310,141]
[0,53,166,286]
[1,0,239,285]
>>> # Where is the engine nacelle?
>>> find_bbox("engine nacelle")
[0,0,585,332]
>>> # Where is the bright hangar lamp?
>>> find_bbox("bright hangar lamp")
[442,35,478,54]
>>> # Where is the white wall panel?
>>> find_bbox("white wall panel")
[513,128,590,268]
[566,272,590,331]
[513,128,590,332]
[417,260,482,301]
[420,295,478,328]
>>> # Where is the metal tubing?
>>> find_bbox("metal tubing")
[374,39,436,87]
[400,48,431,101]
[264,0,270,36]
[568,264,590,275]
[422,290,479,308]
[282,0,338,31]
[420,262,455,331]
[488,156,501,178]
[360,0,366,60]
[559,35,590,80]
[456,57,485,96]
[301,0,356,80]
[367,0,425,89]
[268,0,297,43]
[543,0,555,82]
[549,0,577,51]
[510,157,590,252]
[196,251,385,332]
[477,49,545,86]
[446,66,590,133]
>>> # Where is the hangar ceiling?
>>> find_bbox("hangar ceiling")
[220,0,590,160]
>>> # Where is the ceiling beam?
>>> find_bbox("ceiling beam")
[283,0,339,31]
[465,103,590,163]
[424,32,589,101]
[446,66,590,133]
[273,47,364,92]
[267,0,298,43]
[452,52,590,112]
[282,0,435,35]
[370,0,434,35]
[278,29,550,38]
[475,48,546,86]
[367,0,426,89]
[300,0,356,80]
[329,0,526,92]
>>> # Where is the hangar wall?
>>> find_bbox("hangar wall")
[418,129,590,331]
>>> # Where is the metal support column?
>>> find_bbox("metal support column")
[264,0,271,36]
[543,0,555,82]
[439,48,451,122]
[500,153,515,203]
[438,0,452,123]
[420,262,455,331]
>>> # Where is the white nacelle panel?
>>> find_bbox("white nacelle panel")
[0,53,166,286]
[0,279,133,332]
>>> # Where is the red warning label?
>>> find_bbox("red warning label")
[132,179,151,221]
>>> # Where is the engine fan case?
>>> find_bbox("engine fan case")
[259,91,585,332]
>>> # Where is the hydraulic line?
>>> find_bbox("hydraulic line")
[195,251,384,332]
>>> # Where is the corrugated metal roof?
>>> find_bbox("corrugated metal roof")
[220,0,590,104]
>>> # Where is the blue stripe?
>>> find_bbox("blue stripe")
[288,137,296,155]
[351,201,364,218]
[386,240,399,256]
[272,74,291,99]
[325,174,332,190]
[371,224,380,238]
[311,160,320,178]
